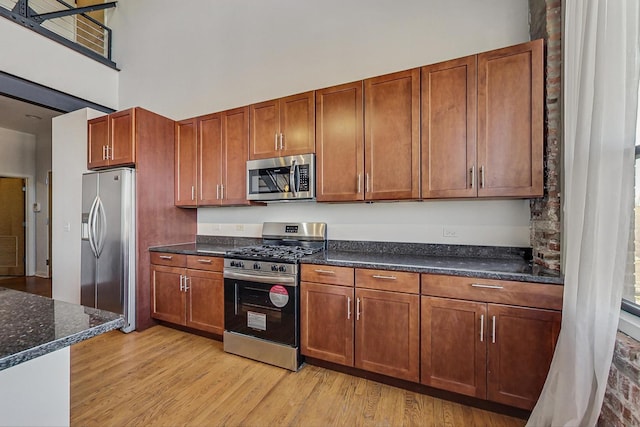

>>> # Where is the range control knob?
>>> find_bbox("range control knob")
[253,263,261,270]
[271,265,279,272]
[279,265,287,272]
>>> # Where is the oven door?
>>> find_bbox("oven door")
[224,270,298,347]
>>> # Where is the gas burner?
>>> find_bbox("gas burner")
[225,244,323,263]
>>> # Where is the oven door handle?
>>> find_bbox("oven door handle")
[224,270,297,285]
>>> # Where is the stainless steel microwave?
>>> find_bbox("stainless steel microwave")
[246,154,315,201]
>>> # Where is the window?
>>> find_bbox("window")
[623,104,640,317]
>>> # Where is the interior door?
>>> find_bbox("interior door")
[0,177,25,276]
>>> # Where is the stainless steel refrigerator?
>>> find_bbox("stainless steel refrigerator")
[81,168,136,332]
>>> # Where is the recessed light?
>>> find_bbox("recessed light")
[25,114,42,120]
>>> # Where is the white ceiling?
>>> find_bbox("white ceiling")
[0,95,61,135]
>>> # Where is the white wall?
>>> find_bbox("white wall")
[0,15,118,109]
[52,108,104,303]
[0,127,36,275]
[34,126,52,277]
[111,0,533,247]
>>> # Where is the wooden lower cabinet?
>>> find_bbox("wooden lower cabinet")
[150,255,224,335]
[355,288,420,382]
[420,295,561,410]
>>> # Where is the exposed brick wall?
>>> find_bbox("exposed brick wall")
[599,332,640,427]
[529,0,562,274]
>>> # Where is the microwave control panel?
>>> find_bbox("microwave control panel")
[298,165,310,191]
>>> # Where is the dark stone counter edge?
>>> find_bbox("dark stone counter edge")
[0,317,125,372]
[149,244,563,286]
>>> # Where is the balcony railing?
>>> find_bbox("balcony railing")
[0,0,116,68]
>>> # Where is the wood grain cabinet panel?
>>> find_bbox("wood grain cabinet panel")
[301,281,354,366]
[301,264,354,286]
[87,108,136,169]
[355,288,420,382]
[421,296,487,398]
[151,254,224,335]
[175,107,250,207]
[250,92,315,159]
[364,69,420,201]
[315,81,364,202]
[421,56,477,198]
[487,304,561,409]
[477,39,543,197]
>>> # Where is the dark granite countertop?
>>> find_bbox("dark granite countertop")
[0,288,125,371]
[149,237,563,286]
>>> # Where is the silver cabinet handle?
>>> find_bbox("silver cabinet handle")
[470,166,475,189]
[347,297,351,320]
[274,133,278,150]
[102,145,106,160]
[356,297,361,321]
[357,174,361,193]
[159,255,173,260]
[183,276,190,292]
[491,315,496,344]
[216,184,220,200]
[279,133,284,150]
[314,269,335,275]
[372,274,397,280]
[220,184,224,200]
[480,314,484,342]
[471,283,504,289]
[179,275,184,292]
[107,145,111,160]
[196,259,212,264]
[480,166,485,188]
[365,173,370,193]
[191,185,195,201]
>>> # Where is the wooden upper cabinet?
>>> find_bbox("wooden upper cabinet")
[477,39,544,197]
[315,81,364,202]
[175,119,198,207]
[249,91,315,159]
[364,69,420,200]
[87,108,136,169]
[421,56,477,198]
[87,115,109,169]
[221,106,250,205]
[198,113,224,205]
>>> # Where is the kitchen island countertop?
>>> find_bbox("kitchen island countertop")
[0,287,124,371]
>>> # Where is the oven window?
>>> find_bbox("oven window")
[248,167,291,195]
[224,279,298,347]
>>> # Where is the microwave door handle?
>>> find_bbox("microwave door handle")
[290,159,297,196]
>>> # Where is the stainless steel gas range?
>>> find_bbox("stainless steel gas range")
[223,222,326,371]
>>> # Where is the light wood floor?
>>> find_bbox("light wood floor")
[71,326,526,427]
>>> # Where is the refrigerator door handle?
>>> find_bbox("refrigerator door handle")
[95,197,107,258]
[87,196,99,258]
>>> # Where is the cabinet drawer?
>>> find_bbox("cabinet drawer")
[301,264,354,286]
[420,274,563,311]
[356,268,419,294]
[150,252,187,267]
[186,255,223,272]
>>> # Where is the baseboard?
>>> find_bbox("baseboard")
[34,271,50,278]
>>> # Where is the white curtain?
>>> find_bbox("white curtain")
[527,1,640,426]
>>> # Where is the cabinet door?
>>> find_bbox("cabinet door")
[301,282,354,366]
[315,82,364,202]
[487,304,561,410]
[151,265,186,325]
[186,269,224,334]
[279,91,315,156]
[249,99,280,159]
[174,119,198,207]
[198,113,223,206]
[355,288,420,382]
[421,56,477,198]
[364,69,420,200]
[477,39,543,197]
[421,296,487,398]
[222,106,250,205]
[109,108,136,166]
[87,115,109,169]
